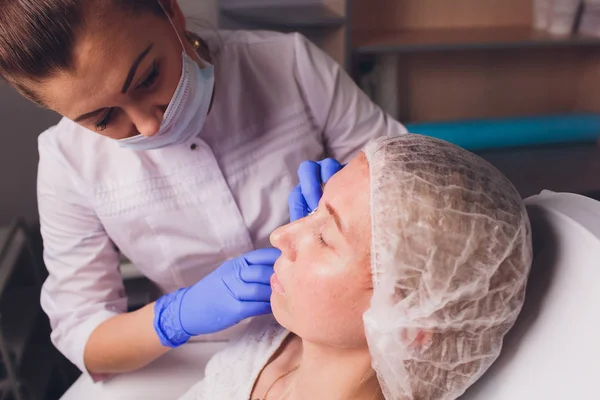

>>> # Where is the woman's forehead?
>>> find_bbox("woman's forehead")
[323,153,370,234]
[41,14,174,114]
[73,12,170,70]
[324,153,369,199]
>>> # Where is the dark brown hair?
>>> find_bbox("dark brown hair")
[0,0,165,101]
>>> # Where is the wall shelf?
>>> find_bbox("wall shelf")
[355,27,600,54]
[219,0,350,68]
[221,4,346,28]
[351,0,600,126]
[217,0,600,199]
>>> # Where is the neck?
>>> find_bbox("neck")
[287,337,382,400]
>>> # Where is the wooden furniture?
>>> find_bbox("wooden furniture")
[217,0,600,196]
[219,0,351,68]
[350,0,600,121]
[351,0,600,196]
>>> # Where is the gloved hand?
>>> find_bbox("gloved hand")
[288,158,344,221]
[153,248,281,348]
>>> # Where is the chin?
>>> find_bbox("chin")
[271,296,294,331]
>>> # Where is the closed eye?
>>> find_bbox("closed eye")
[318,233,328,247]
[136,61,160,90]
[94,108,115,132]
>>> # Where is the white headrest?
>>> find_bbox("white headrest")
[462,191,600,399]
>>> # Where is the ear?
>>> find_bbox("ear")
[401,329,434,349]
[412,330,433,348]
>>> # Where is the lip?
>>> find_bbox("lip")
[270,273,286,295]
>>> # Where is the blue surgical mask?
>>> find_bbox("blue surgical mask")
[118,11,214,150]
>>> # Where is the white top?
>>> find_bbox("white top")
[37,30,406,373]
[461,191,600,400]
[179,191,600,400]
[178,316,289,400]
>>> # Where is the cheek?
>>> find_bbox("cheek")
[289,250,348,304]
[293,266,340,311]
[284,260,372,343]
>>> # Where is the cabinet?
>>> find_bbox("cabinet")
[219,0,351,68]
[351,0,600,197]
[217,0,600,197]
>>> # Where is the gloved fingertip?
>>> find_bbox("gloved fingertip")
[319,157,342,170]
[244,248,282,265]
[297,160,319,175]
[289,204,310,222]
[289,211,299,222]
[289,184,302,196]
[297,161,323,208]
[304,191,322,212]
[319,158,343,182]
[288,185,310,221]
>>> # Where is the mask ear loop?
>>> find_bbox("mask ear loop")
[158,1,186,51]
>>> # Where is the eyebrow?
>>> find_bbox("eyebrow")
[74,108,106,123]
[73,44,154,123]
[321,179,345,233]
[121,44,154,94]
[325,203,343,233]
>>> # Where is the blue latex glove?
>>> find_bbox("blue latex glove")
[153,248,281,348]
[288,158,343,222]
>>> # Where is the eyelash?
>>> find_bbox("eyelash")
[95,108,114,132]
[318,233,328,247]
[138,61,161,90]
[94,61,161,131]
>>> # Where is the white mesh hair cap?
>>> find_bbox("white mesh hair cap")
[363,135,532,400]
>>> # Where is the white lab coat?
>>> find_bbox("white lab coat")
[37,30,406,398]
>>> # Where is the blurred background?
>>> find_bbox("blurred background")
[0,0,598,398]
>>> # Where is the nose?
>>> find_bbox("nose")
[270,221,301,262]
[128,105,165,137]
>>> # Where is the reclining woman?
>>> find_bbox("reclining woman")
[180,134,533,400]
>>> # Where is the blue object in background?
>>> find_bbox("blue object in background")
[405,114,600,151]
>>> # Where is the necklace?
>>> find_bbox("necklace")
[252,366,377,400]
[342,369,378,400]
[253,364,300,400]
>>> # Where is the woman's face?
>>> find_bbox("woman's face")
[270,153,373,348]
[30,1,203,140]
